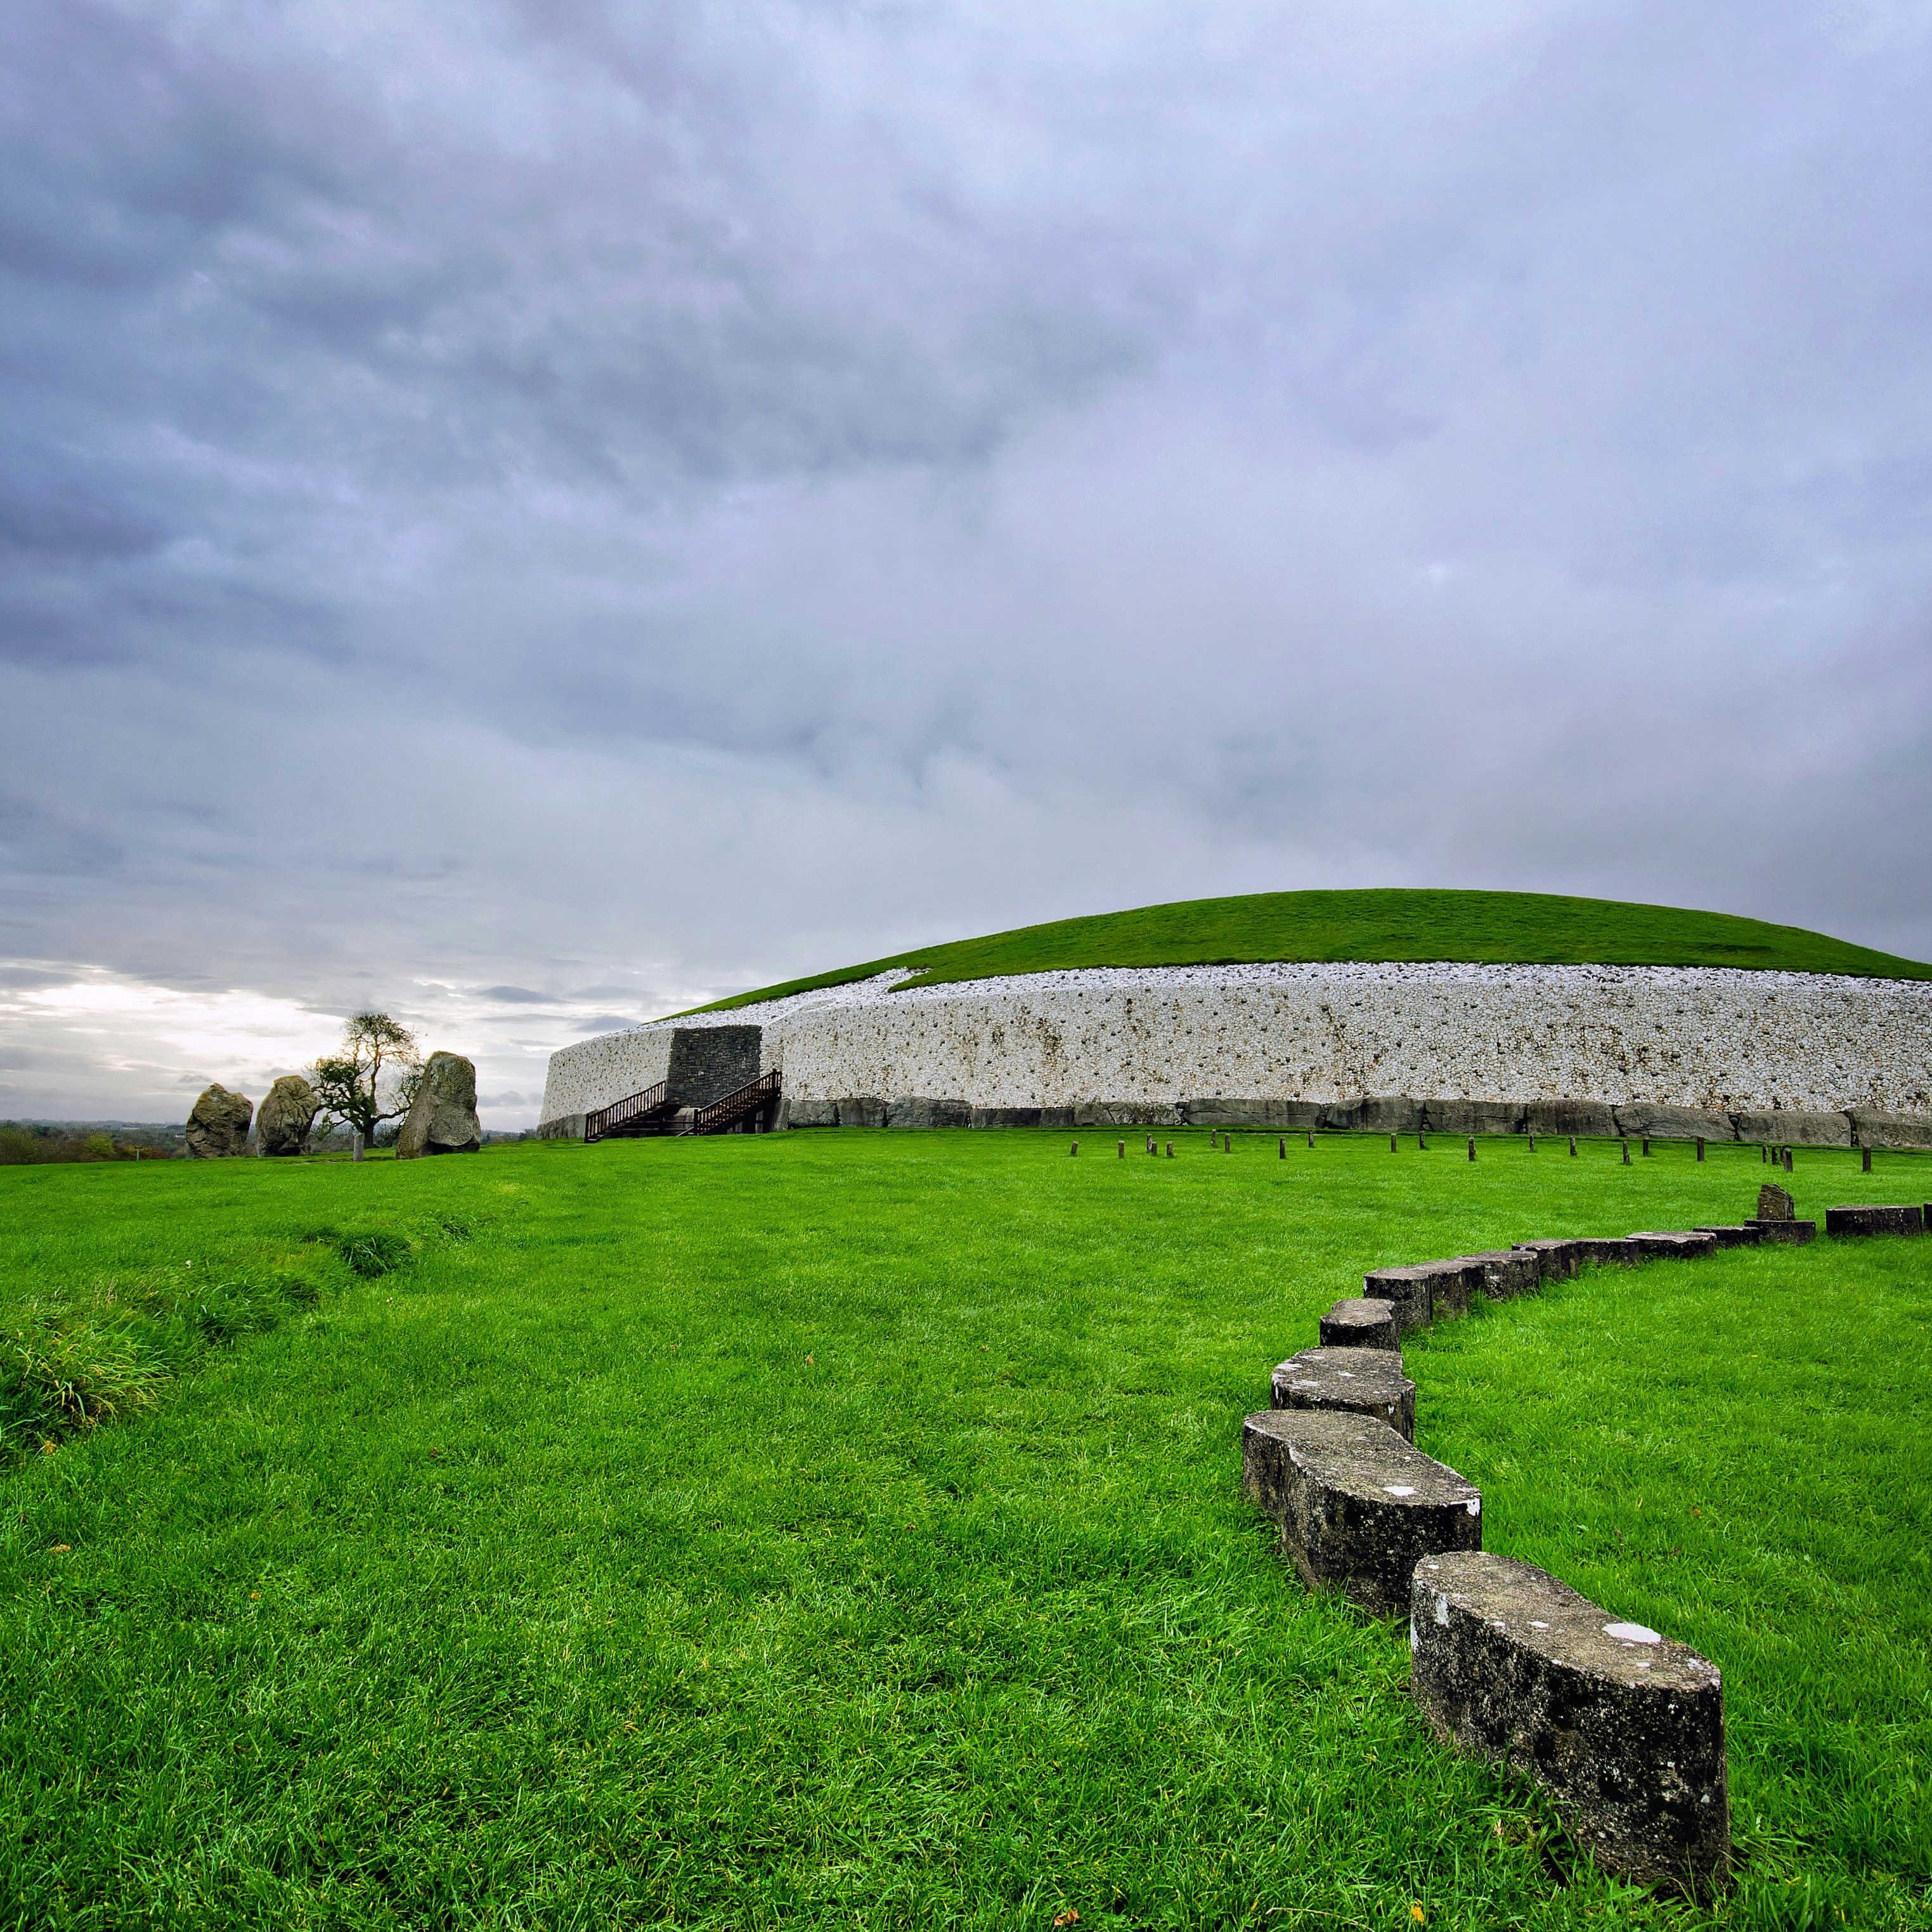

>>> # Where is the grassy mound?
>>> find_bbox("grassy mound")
[3,1137,1929,1926]
[691,887,1932,1012]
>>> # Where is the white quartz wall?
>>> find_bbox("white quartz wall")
[541,963,1932,1122]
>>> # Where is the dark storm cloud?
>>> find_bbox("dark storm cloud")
[3,0,1931,1121]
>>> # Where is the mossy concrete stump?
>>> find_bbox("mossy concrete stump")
[1363,1258,1479,1328]
[1360,1264,1434,1332]
[1319,1297,1402,1351]
[1243,1410,1479,1616]
[1410,1552,1729,1897]
[1453,1249,1541,1298]
[1271,1345,1416,1441]
[1824,1205,1924,1238]
[1576,1238,1639,1267]
[1746,1219,1816,1245]
[1512,1238,1589,1283]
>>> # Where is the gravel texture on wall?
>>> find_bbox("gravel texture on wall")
[541,962,1932,1124]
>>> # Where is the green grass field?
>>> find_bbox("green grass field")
[688,888,1932,1011]
[3,1134,1928,1929]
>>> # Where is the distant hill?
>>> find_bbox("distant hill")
[687,888,1932,1013]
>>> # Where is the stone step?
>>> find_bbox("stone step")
[1271,1345,1417,1441]
[1824,1204,1925,1238]
[1318,1297,1402,1351]
[1242,1409,1480,1616]
[1410,1551,1728,1897]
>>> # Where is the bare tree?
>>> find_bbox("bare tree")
[311,1012,422,1150]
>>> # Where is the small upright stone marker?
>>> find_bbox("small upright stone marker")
[1391,1133,1399,1153]
[1756,1183,1794,1221]
[1467,1136,1476,1162]
[1279,1136,1286,1158]
[1319,1297,1402,1351]
[1862,1146,1872,1174]
[1270,1345,1416,1441]
[1243,1410,1479,1616]
[1070,1141,1079,1156]
[1410,1552,1728,1896]
[1696,1137,1706,1162]
[1569,1136,1578,1157]
[1621,1138,1631,1166]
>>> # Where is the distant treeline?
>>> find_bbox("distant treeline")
[0,1122,186,1164]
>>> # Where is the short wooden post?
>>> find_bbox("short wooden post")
[1117,1141,1125,1158]
[353,1131,365,1163]
[1391,1133,1398,1153]
[1279,1136,1286,1158]
[1760,1144,1768,1164]
[1467,1136,1476,1162]
[1306,1129,1315,1148]
[1070,1141,1078,1156]
[1862,1144,1872,1173]
[1695,1137,1705,1162]
[1642,1137,1652,1157]
[1419,1132,1428,1151]
[1621,1138,1631,1165]
[1527,1132,1536,1153]
[1783,1146,1793,1173]
[1568,1136,1577,1157]
[1166,1141,1174,1158]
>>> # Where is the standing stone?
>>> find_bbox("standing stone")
[256,1074,320,1157]
[186,1084,252,1158]
[1756,1183,1796,1222]
[396,1052,483,1158]
[1410,1552,1728,1896]
[1242,1409,1481,1616]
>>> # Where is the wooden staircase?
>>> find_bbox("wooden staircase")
[584,1070,782,1142]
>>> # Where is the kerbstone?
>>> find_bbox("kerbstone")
[396,1052,482,1158]
[1612,1103,1737,1143]
[1452,1249,1540,1299]
[836,1097,887,1128]
[1824,1204,1924,1238]
[1846,1108,1932,1150]
[1270,1345,1417,1441]
[784,1099,837,1127]
[1319,1297,1402,1351]
[1353,1096,1423,1134]
[968,1105,1041,1128]
[1730,1109,1851,1146]
[1411,1552,1728,1896]
[1243,1410,1479,1616]
[885,1097,971,1128]
[186,1084,252,1159]
[1184,1098,1321,1129]
[1526,1099,1619,1139]
[1422,1098,1527,1137]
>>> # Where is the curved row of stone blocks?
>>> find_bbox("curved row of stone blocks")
[1241,1183,1929,1896]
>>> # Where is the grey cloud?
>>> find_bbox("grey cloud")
[478,987,561,1004]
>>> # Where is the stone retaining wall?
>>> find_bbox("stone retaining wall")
[540,963,1932,1132]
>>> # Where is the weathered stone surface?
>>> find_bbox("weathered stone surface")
[1243,1409,1480,1616]
[836,1096,887,1128]
[1270,1345,1417,1441]
[1846,1108,1932,1150]
[1824,1204,1924,1238]
[665,1025,763,1107]
[1756,1183,1796,1221]
[1511,1238,1590,1283]
[186,1084,252,1158]
[396,1052,483,1158]
[1415,1258,1483,1318]
[1072,1100,1183,1127]
[885,1097,971,1128]
[1184,1097,1322,1129]
[968,1105,1041,1129]
[1626,1231,1719,1261]
[1690,1224,1765,1249]
[1526,1099,1619,1139]
[1730,1110,1851,1146]
[1452,1249,1541,1299]
[1422,1098,1527,1138]
[1612,1104,1737,1143]
[1319,1297,1403,1351]
[1360,1265,1436,1332]
[1574,1238,1639,1267]
[1038,1106,1076,1130]
[1745,1219,1816,1244]
[535,1111,587,1140]
[784,1099,837,1127]
[256,1074,320,1157]
[1352,1095,1423,1134]
[1411,1552,1729,1896]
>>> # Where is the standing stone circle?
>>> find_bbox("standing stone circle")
[256,1074,320,1157]
[185,1084,252,1158]
[396,1051,483,1158]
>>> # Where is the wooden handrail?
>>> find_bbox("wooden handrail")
[585,1080,668,1143]
[684,1069,781,1134]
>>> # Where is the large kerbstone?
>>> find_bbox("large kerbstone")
[836,1096,887,1128]
[1451,1249,1541,1299]
[1626,1231,1720,1261]
[1270,1345,1417,1441]
[1422,1098,1527,1137]
[1319,1297,1402,1351]
[186,1084,252,1159]
[1526,1099,1619,1139]
[396,1052,483,1158]
[1612,1103,1737,1142]
[1411,1552,1729,1896]
[1511,1238,1590,1283]
[1846,1108,1932,1150]
[1243,1410,1481,1616]
[784,1099,837,1127]
[968,1105,1041,1129]
[1824,1204,1924,1238]
[1690,1225,1765,1250]
[1072,1100,1183,1127]
[256,1074,320,1157]
[1353,1096,1423,1135]
[1730,1110,1851,1146]
[1183,1098,1323,1129]
[885,1097,971,1129]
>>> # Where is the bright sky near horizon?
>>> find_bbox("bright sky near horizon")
[4,1,1931,1127]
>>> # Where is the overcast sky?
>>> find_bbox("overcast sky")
[3,0,1929,1126]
